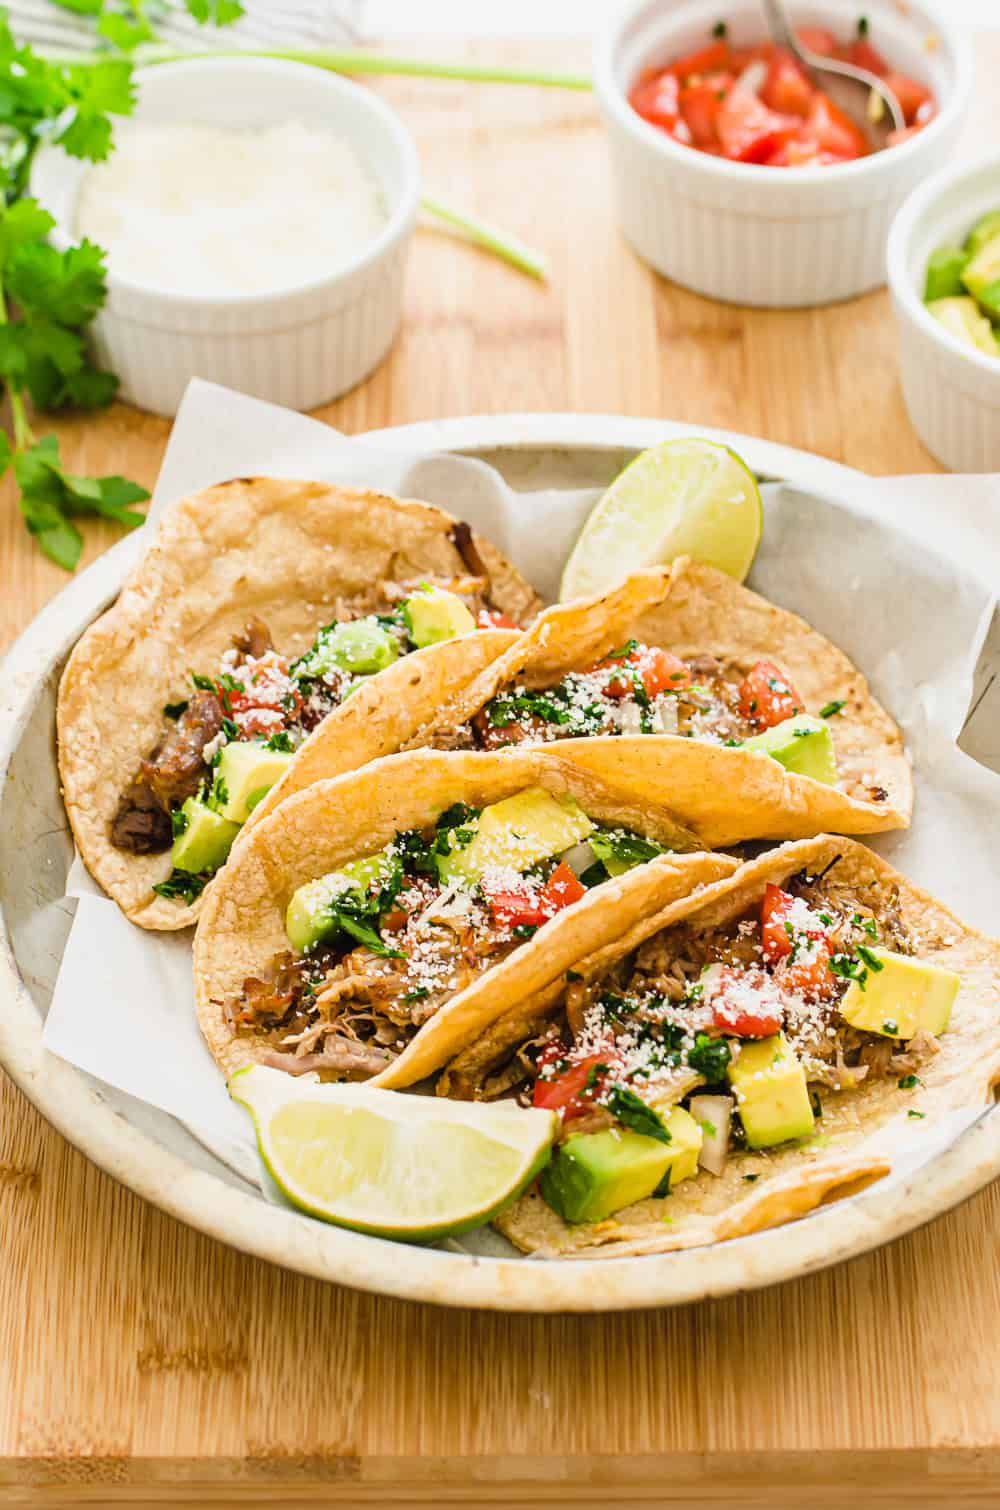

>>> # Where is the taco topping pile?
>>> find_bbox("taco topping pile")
[431,638,881,800]
[468,858,958,1225]
[224,786,668,1080]
[111,572,519,905]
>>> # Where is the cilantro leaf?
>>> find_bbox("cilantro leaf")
[14,435,148,569]
[186,0,246,22]
[97,13,157,51]
[7,239,109,326]
[604,1085,672,1144]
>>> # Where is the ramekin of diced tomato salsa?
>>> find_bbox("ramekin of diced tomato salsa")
[629,22,935,166]
[593,0,970,306]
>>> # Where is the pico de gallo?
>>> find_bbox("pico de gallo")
[112,567,522,906]
[628,19,936,166]
[227,785,672,1080]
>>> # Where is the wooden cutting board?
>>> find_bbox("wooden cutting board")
[2,33,999,1509]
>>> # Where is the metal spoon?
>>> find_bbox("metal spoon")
[758,0,905,144]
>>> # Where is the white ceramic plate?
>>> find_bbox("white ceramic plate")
[2,413,998,1313]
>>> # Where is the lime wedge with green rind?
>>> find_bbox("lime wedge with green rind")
[231,1065,556,1242]
[559,437,763,601]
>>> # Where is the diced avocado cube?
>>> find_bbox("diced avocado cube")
[540,1128,672,1224]
[839,948,959,1039]
[286,850,396,953]
[215,740,294,824]
[437,786,595,886]
[742,714,837,785]
[961,232,1000,301]
[976,278,1000,324]
[926,297,999,357]
[924,243,970,302]
[727,1033,814,1150]
[403,587,477,648]
[299,617,400,678]
[169,796,239,876]
[655,1105,703,1185]
[965,209,1000,258]
[539,1105,704,1225]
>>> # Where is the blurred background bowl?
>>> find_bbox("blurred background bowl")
[30,57,421,416]
[889,152,1000,472]
[594,0,971,308]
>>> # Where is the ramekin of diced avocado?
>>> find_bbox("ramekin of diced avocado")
[923,209,1000,357]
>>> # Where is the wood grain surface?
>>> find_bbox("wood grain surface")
[1,33,999,1509]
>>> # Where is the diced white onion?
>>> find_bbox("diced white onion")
[738,60,767,95]
[559,841,597,878]
[619,701,643,735]
[689,1094,733,1177]
[652,697,679,736]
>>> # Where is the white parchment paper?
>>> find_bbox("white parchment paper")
[44,380,1000,1196]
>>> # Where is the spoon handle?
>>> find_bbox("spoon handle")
[759,0,797,52]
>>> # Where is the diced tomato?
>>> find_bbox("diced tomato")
[234,707,285,738]
[629,70,681,131]
[482,882,548,932]
[593,644,692,700]
[843,36,889,77]
[796,26,837,56]
[728,40,774,71]
[540,861,586,915]
[667,40,731,82]
[804,92,869,160]
[709,966,783,1038]
[737,660,804,731]
[679,77,731,148]
[760,884,836,1000]
[532,1049,609,1120]
[761,48,815,117]
[882,71,933,127]
[717,86,799,163]
[477,608,518,630]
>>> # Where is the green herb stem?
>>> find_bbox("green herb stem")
[47,47,594,90]
[420,194,547,281]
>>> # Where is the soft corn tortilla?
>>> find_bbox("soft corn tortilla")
[402,558,913,844]
[57,477,539,930]
[487,836,1000,1258]
[192,747,739,1085]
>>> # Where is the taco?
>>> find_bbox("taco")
[57,477,540,930]
[192,748,739,1085]
[435,836,1000,1257]
[405,558,912,844]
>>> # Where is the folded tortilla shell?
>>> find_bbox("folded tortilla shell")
[491,835,1000,1258]
[403,558,912,839]
[57,477,539,930]
[192,747,740,1085]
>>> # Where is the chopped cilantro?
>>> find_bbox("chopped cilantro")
[743,1173,759,1183]
[329,908,405,960]
[170,807,189,839]
[207,776,229,810]
[651,1169,672,1198]
[402,986,430,1003]
[698,1118,717,1138]
[857,944,884,973]
[163,700,188,720]
[604,1085,672,1144]
[512,923,539,940]
[221,717,240,741]
[588,829,665,876]
[907,1109,926,1120]
[857,15,869,36]
[898,1074,920,1089]
[820,700,845,718]
[566,970,583,983]
[152,868,207,904]
[688,1032,731,1081]
[190,671,216,692]
[882,1019,899,1035]
[265,729,294,752]
[711,19,727,37]
[810,1091,823,1120]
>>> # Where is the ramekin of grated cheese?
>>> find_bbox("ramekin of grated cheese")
[29,57,421,415]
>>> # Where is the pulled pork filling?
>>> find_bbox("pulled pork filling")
[111,532,516,884]
[455,861,943,1146]
[223,806,668,1080]
[430,641,889,806]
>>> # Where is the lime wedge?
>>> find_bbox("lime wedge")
[231,1065,556,1242]
[560,437,763,601]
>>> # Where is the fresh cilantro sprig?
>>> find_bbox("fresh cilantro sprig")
[49,0,245,55]
[0,12,150,568]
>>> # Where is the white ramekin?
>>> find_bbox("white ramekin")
[594,0,971,308]
[29,58,420,416]
[888,153,1000,472]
